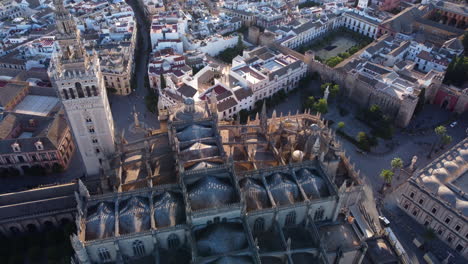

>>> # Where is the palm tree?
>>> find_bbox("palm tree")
[337,121,345,130]
[391,158,403,179]
[441,134,452,149]
[380,169,394,192]
[429,126,447,157]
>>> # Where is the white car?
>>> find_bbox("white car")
[379,216,390,227]
[450,121,457,128]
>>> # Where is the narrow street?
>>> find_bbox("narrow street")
[110,0,160,142]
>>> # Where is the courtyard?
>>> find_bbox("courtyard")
[296,28,373,67]
[313,36,358,60]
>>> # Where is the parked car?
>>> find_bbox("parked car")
[379,216,390,227]
[450,121,457,128]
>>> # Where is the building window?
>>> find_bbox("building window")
[92,85,98,96]
[418,199,424,205]
[40,153,48,161]
[62,89,69,100]
[285,211,296,226]
[88,127,95,134]
[447,236,453,244]
[438,228,444,235]
[431,207,437,214]
[98,248,111,262]
[410,192,414,198]
[404,203,409,210]
[85,117,92,123]
[455,225,461,232]
[167,234,180,249]
[412,209,418,217]
[75,82,84,98]
[92,138,98,144]
[314,207,325,221]
[445,217,451,224]
[456,244,464,253]
[253,217,265,234]
[132,240,145,257]
[69,88,76,99]
[95,148,100,154]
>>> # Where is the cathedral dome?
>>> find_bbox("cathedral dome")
[295,168,329,199]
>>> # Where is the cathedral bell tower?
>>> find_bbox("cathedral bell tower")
[48,0,115,176]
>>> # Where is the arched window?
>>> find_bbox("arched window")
[132,240,145,257]
[62,89,69,100]
[85,86,91,97]
[314,207,325,221]
[253,217,265,234]
[98,247,111,262]
[92,85,98,96]
[75,82,84,98]
[9,226,20,234]
[69,88,76,99]
[285,211,296,226]
[167,234,180,249]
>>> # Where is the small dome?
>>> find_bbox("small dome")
[292,150,304,162]
[310,124,320,132]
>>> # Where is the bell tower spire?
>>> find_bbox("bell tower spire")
[48,0,115,177]
[53,0,86,62]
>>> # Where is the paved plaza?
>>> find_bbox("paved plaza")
[269,81,468,263]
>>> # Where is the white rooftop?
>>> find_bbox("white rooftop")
[14,95,59,117]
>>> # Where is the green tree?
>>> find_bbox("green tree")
[144,91,159,114]
[423,227,437,249]
[444,56,468,86]
[429,125,447,157]
[320,82,332,92]
[313,98,328,114]
[303,96,315,110]
[391,157,403,179]
[330,84,340,97]
[441,134,452,148]
[380,169,394,189]
[325,56,344,67]
[237,35,243,49]
[337,121,345,130]
[370,104,380,114]
[356,131,370,151]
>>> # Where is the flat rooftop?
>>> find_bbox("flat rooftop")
[13,95,59,117]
